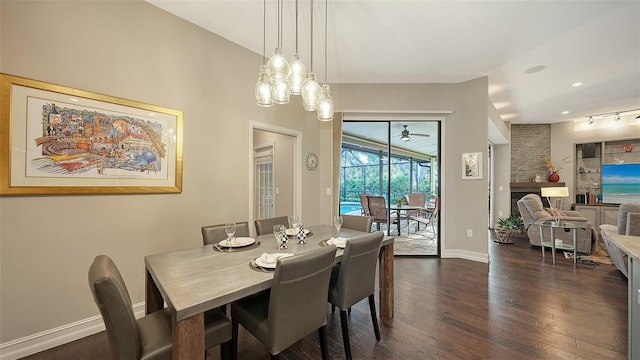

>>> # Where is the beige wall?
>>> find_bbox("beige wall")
[0,0,492,352]
[331,78,490,257]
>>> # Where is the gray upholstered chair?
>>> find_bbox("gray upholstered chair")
[88,255,232,360]
[254,216,290,236]
[231,245,337,360]
[201,222,250,245]
[517,193,595,253]
[328,231,384,360]
[341,215,373,233]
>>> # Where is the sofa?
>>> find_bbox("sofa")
[600,203,640,277]
[517,193,596,253]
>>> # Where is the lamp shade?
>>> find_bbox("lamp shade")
[288,54,307,95]
[541,187,569,197]
[301,72,321,111]
[266,46,289,81]
[317,84,333,121]
[255,65,274,107]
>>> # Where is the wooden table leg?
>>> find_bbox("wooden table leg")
[379,242,394,320]
[145,268,163,314]
[172,313,205,360]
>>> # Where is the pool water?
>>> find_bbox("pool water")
[339,202,362,215]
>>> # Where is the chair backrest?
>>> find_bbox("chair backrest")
[267,245,337,354]
[359,193,370,216]
[341,215,373,233]
[201,222,250,245]
[367,196,388,221]
[254,216,290,236]
[330,231,384,310]
[88,255,140,360]
[517,194,549,229]
[408,192,426,207]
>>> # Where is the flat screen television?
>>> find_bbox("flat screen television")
[602,163,640,204]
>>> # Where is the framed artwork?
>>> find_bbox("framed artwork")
[0,73,183,195]
[462,152,482,180]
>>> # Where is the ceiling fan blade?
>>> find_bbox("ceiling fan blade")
[409,133,430,137]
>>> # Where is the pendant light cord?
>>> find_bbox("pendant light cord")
[295,0,299,54]
[262,0,266,64]
[324,0,328,82]
[310,0,314,72]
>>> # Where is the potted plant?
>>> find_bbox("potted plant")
[394,197,406,206]
[493,215,523,243]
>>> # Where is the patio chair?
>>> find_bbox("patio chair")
[367,196,398,233]
[359,193,370,216]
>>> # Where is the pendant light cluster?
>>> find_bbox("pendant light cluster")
[255,0,333,121]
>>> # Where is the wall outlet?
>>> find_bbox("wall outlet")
[275,187,280,194]
[326,187,331,195]
[498,211,503,216]
[467,229,473,237]
[498,186,504,191]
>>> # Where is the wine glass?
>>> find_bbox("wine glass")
[334,215,343,233]
[274,224,287,250]
[225,222,236,250]
[289,215,299,232]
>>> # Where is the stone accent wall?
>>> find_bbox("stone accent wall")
[511,124,550,182]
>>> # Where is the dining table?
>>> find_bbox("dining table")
[144,224,395,360]
[389,204,426,236]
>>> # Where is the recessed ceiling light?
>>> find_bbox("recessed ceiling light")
[69,98,79,102]
[561,110,570,115]
[571,82,583,87]
[524,65,546,74]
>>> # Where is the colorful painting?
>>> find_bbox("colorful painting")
[1,73,183,195]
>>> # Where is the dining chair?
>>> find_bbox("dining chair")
[328,231,384,360]
[231,245,337,360]
[88,255,233,360]
[202,221,250,245]
[254,216,290,236]
[366,196,398,233]
[359,193,370,216]
[341,215,373,233]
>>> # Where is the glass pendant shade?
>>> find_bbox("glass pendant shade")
[255,65,274,107]
[266,46,289,81]
[288,54,307,95]
[271,77,291,104]
[317,84,334,121]
[301,73,321,111]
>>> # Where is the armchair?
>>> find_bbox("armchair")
[517,194,595,253]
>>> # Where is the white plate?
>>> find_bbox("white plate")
[255,253,294,269]
[286,228,311,236]
[219,237,255,248]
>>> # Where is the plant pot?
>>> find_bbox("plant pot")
[548,171,560,182]
[492,229,513,244]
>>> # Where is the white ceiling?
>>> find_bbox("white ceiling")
[147,0,640,126]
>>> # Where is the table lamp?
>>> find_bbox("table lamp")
[541,186,569,223]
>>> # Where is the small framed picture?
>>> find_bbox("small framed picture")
[462,152,482,180]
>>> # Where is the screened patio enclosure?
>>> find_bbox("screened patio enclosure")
[338,121,440,256]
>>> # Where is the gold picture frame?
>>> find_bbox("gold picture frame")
[0,73,183,195]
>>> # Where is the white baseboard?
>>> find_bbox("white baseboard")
[0,302,145,360]
[441,249,489,263]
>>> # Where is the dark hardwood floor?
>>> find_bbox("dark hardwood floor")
[21,234,628,359]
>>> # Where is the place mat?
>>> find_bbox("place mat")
[319,238,346,249]
[249,258,274,272]
[213,240,261,253]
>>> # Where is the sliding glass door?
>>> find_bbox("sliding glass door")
[339,120,440,256]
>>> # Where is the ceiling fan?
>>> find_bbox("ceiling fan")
[400,125,430,142]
